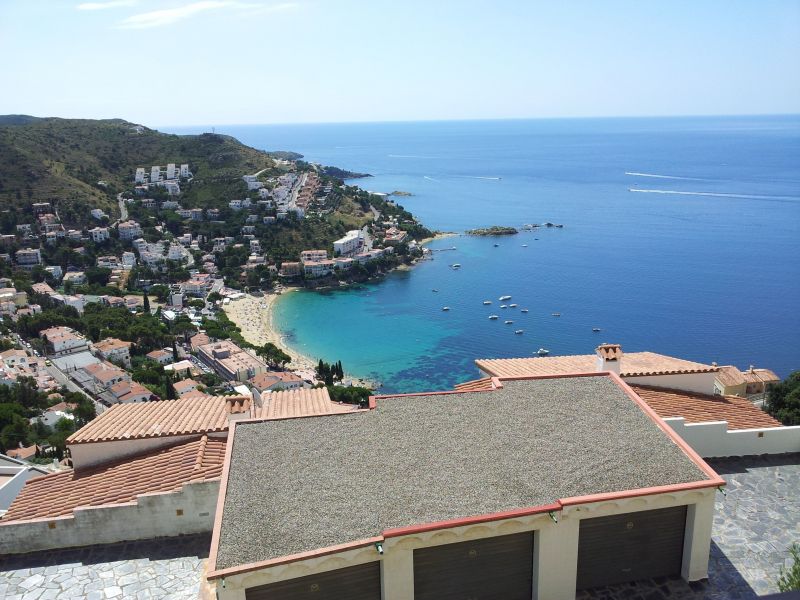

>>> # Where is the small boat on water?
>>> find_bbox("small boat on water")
[451,263,461,269]
[500,305,507,309]
[522,244,528,247]
[499,295,512,301]
[509,303,518,308]
[515,329,524,334]
[504,320,514,324]
[551,312,561,317]
[483,300,492,305]
[537,348,550,356]
[520,308,529,313]
[592,327,601,332]
[488,315,499,320]
[493,243,500,247]
[442,306,450,311]
[432,289,438,292]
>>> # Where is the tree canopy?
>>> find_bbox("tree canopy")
[766,371,800,426]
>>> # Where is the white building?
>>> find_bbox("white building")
[166,163,176,179]
[14,249,41,269]
[40,327,89,356]
[89,227,109,243]
[134,168,145,184]
[150,166,161,183]
[303,260,335,278]
[90,209,107,220]
[164,181,181,196]
[334,229,365,256]
[118,221,143,241]
[121,252,136,269]
[180,163,190,178]
[167,244,185,262]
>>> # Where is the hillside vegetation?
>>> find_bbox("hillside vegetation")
[0,116,279,224]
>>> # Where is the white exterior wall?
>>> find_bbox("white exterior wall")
[0,479,219,554]
[213,488,716,600]
[69,433,226,470]
[0,465,48,511]
[623,371,717,395]
[664,418,800,458]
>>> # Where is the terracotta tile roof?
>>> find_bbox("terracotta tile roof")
[6,445,37,461]
[741,368,780,385]
[173,378,199,394]
[67,395,233,444]
[631,385,783,430]
[716,365,746,387]
[1,435,226,523]
[67,389,358,445]
[146,349,171,360]
[477,351,717,378]
[254,387,359,419]
[190,332,210,350]
[453,377,496,392]
[93,338,132,353]
[249,371,303,390]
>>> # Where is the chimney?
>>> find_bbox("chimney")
[225,395,252,422]
[595,344,622,375]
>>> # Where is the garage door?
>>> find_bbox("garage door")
[576,505,687,589]
[413,532,534,600]
[245,562,380,600]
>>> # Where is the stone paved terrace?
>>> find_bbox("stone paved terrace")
[0,455,797,599]
[0,533,210,599]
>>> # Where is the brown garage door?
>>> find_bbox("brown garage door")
[245,562,380,600]
[576,505,687,590]
[413,532,534,600]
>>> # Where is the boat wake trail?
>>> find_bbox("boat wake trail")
[423,175,441,182]
[625,171,707,181]
[389,154,441,159]
[629,188,800,202]
[455,175,502,180]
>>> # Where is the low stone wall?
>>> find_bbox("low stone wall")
[0,480,219,554]
[664,418,800,458]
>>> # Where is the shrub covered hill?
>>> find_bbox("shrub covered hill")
[0,115,302,224]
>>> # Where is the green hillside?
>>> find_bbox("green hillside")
[0,116,282,225]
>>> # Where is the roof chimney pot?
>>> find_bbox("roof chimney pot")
[595,344,622,374]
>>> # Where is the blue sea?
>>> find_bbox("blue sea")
[168,117,800,393]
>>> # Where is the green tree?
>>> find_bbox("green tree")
[172,340,179,362]
[778,543,800,592]
[766,371,800,426]
[1,415,31,453]
[143,293,150,313]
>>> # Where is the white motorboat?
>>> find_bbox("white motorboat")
[483,300,492,305]
[509,303,517,308]
[442,306,450,311]
[515,330,524,334]
[500,304,507,309]
[520,308,529,313]
[504,320,513,324]
[537,348,550,356]
[488,315,499,320]
[499,295,512,301]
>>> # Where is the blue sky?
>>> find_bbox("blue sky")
[1,0,799,126]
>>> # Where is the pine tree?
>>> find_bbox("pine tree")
[172,340,179,362]
[143,293,150,313]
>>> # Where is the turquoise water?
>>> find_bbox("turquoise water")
[170,117,800,392]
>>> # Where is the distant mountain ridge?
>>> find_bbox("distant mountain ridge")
[0,116,288,224]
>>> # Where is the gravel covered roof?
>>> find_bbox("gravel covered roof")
[214,376,711,570]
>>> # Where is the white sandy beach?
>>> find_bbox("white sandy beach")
[223,291,378,388]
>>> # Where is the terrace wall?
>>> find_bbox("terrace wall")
[664,418,800,458]
[0,480,219,554]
